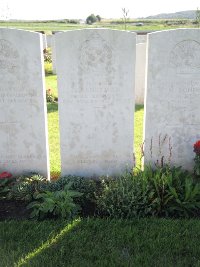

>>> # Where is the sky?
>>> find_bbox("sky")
[0,0,200,20]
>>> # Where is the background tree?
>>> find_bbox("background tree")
[86,14,97,24]
[96,15,101,22]
[122,8,129,30]
[196,7,200,27]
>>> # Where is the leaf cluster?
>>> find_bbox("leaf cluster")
[97,165,200,218]
[27,183,82,219]
[0,177,16,199]
[8,174,48,201]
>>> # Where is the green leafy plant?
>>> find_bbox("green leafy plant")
[96,172,152,218]
[193,140,200,176]
[43,48,52,63]
[8,174,48,201]
[0,172,14,199]
[137,165,200,217]
[8,174,100,216]
[45,176,101,216]
[27,183,83,220]
[46,88,56,103]
[96,166,200,219]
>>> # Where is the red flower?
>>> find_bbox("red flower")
[194,140,200,156]
[0,172,12,179]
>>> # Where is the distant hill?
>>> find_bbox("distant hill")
[145,10,196,19]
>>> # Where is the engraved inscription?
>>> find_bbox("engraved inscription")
[0,89,37,104]
[0,121,42,164]
[170,40,200,74]
[0,154,38,164]
[166,81,200,125]
[77,32,116,98]
[67,154,119,165]
[0,39,19,74]
[0,122,19,154]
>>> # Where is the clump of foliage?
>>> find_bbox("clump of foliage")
[46,88,57,103]
[8,174,101,216]
[3,161,200,220]
[96,15,101,22]
[8,174,48,201]
[97,165,200,218]
[44,48,53,75]
[86,14,101,24]
[0,172,14,199]
[96,172,152,218]
[193,140,200,176]
[45,176,101,215]
[67,19,80,24]
[140,165,200,217]
[43,48,52,63]
[27,183,82,219]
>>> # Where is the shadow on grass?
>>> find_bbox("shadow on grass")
[47,102,58,113]
[3,218,199,267]
[45,72,54,77]
[16,219,80,267]
[135,104,144,112]
[47,103,143,114]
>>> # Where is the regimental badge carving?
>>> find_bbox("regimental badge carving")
[77,32,115,94]
[0,39,19,74]
[169,40,200,74]
[79,32,112,72]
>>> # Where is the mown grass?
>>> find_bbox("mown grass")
[1,218,200,267]
[0,20,197,32]
[134,105,144,168]
[47,103,60,177]
[45,74,58,98]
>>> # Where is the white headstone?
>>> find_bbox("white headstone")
[55,29,136,177]
[0,28,50,178]
[144,29,200,170]
[46,34,52,48]
[51,35,56,74]
[135,43,147,104]
[42,34,47,50]
[136,35,147,44]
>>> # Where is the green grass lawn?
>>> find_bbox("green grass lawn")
[0,20,197,32]
[47,103,60,177]
[45,74,58,98]
[1,218,200,267]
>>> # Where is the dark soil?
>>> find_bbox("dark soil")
[0,200,30,220]
[0,199,96,221]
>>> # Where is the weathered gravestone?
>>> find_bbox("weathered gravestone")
[0,28,50,178]
[135,42,147,104]
[144,29,200,170]
[136,34,147,44]
[51,35,57,74]
[42,34,47,50]
[46,34,52,48]
[55,29,136,177]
